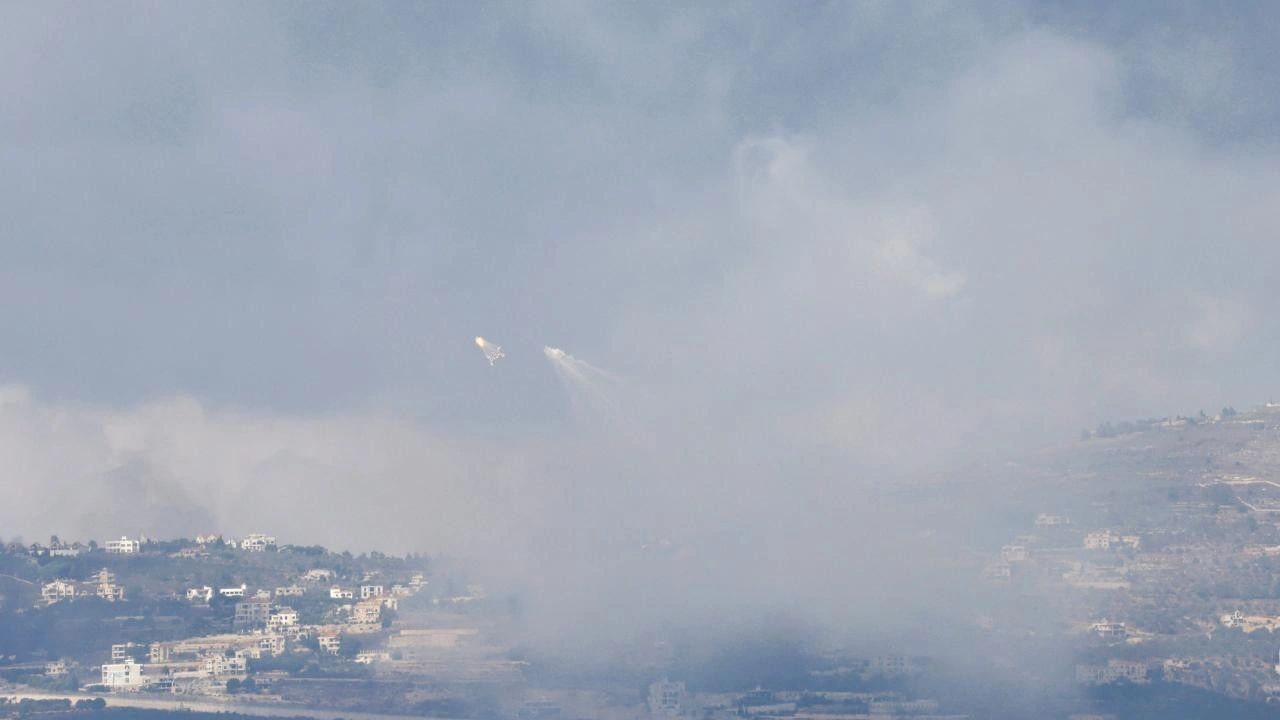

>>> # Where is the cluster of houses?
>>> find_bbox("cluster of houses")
[84,568,429,693]
[40,569,125,604]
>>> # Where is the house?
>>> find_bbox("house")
[302,569,333,583]
[330,585,354,600]
[101,659,145,689]
[318,634,341,655]
[240,533,276,552]
[219,584,247,598]
[96,581,125,602]
[1001,545,1028,562]
[111,643,139,662]
[41,580,78,604]
[1084,532,1114,550]
[351,599,382,624]
[187,586,213,603]
[360,585,384,599]
[1076,660,1149,685]
[1090,621,1128,639]
[104,537,141,554]
[1222,610,1246,629]
[204,653,247,677]
[45,660,69,677]
[354,651,391,664]
[257,634,286,657]
[173,546,206,559]
[195,534,222,545]
[269,607,299,629]
[275,585,305,597]
[1035,513,1070,527]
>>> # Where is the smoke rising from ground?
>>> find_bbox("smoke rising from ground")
[2,0,1280,678]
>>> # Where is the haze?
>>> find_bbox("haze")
[3,0,1280,662]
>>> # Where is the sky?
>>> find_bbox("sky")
[3,0,1280,650]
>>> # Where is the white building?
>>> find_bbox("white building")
[360,585,384,599]
[330,585,354,600]
[240,533,276,552]
[1090,621,1128,639]
[269,607,299,629]
[96,581,125,602]
[41,580,78,604]
[101,659,145,689]
[219,584,247,598]
[104,537,141,554]
[1000,545,1028,562]
[204,653,247,677]
[318,635,341,655]
[275,585,305,597]
[1084,531,1114,550]
[187,586,213,603]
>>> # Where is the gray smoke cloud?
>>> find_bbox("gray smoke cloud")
[2,0,1280,664]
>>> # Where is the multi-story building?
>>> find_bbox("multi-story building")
[101,659,145,689]
[41,580,78,604]
[219,584,247,598]
[269,607,299,630]
[330,586,354,600]
[318,634,341,655]
[204,653,247,677]
[104,537,141,554]
[275,585,305,597]
[648,679,686,717]
[233,600,271,629]
[239,533,276,552]
[360,585,384,599]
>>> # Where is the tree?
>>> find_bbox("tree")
[226,678,241,693]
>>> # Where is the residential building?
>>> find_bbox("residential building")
[275,584,305,597]
[360,584,384,599]
[234,600,271,628]
[187,586,213,603]
[104,537,141,554]
[41,580,77,604]
[1076,660,1149,685]
[648,679,686,717]
[101,659,145,689]
[204,653,247,677]
[45,660,68,677]
[96,581,125,602]
[1084,532,1114,550]
[111,643,140,662]
[1090,621,1128,639]
[318,634,341,655]
[219,584,247,598]
[240,533,276,552]
[351,599,382,624]
[269,607,299,630]
[330,585,354,600]
[1000,545,1028,562]
[149,643,170,663]
[257,634,286,657]
[1035,513,1070,527]
[302,569,333,583]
